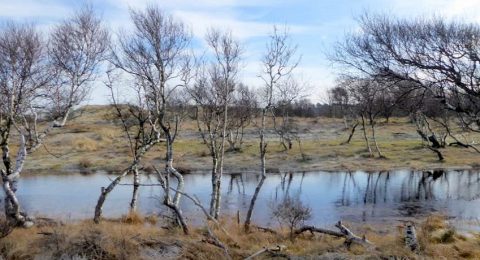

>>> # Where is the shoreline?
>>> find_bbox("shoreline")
[21,164,480,176]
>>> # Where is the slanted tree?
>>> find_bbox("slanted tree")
[0,22,50,227]
[94,6,191,234]
[332,13,480,156]
[245,26,300,231]
[0,19,90,227]
[48,4,109,129]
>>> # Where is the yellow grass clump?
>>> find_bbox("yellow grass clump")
[72,136,99,152]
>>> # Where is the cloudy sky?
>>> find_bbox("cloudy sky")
[1,0,479,104]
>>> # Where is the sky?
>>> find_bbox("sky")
[1,0,480,104]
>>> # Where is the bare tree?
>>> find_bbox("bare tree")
[190,30,242,219]
[226,83,257,152]
[94,6,191,233]
[332,13,480,154]
[48,4,109,129]
[0,22,52,226]
[328,84,351,129]
[412,112,446,161]
[273,77,305,151]
[245,26,299,231]
[190,63,226,214]
[0,6,108,227]
[96,70,163,219]
[272,195,312,240]
[347,78,386,158]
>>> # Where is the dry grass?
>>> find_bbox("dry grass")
[71,136,99,152]
[0,214,478,259]
[120,212,146,225]
[18,105,480,173]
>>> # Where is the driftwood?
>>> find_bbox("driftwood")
[295,221,374,248]
[252,225,277,234]
[245,245,287,260]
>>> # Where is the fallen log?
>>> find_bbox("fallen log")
[252,225,277,234]
[295,221,374,248]
[335,221,373,247]
[295,226,345,238]
[245,244,287,260]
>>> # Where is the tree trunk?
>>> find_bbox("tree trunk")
[94,166,132,223]
[214,81,229,219]
[227,130,236,151]
[260,108,267,178]
[94,139,158,223]
[130,165,140,212]
[280,135,288,151]
[1,171,27,226]
[370,123,384,158]
[245,108,268,232]
[342,122,358,145]
[244,175,266,232]
[153,134,190,235]
[167,203,189,235]
[428,146,444,161]
[209,153,219,217]
[361,115,373,157]
[53,107,71,127]
[343,116,348,130]
[297,138,307,161]
[1,135,31,227]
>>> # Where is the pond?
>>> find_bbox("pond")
[6,169,480,229]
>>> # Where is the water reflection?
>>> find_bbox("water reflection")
[5,169,480,227]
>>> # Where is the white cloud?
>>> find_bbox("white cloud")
[106,0,282,10]
[390,0,480,22]
[174,10,309,40]
[0,0,70,22]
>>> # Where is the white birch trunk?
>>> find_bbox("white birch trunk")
[129,165,140,212]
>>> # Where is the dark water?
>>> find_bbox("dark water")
[9,169,480,228]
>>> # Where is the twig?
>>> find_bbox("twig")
[252,225,277,234]
[203,224,231,260]
[42,143,64,159]
[245,245,287,260]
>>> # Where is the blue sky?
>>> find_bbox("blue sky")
[1,0,480,104]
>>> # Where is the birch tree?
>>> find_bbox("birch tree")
[48,4,109,129]
[244,26,299,231]
[94,6,191,233]
[206,29,242,219]
[0,22,51,227]
[0,5,108,227]
[332,13,480,153]
[225,84,257,152]
[190,29,242,219]
[0,19,99,226]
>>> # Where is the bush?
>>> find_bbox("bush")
[272,195,312,239]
